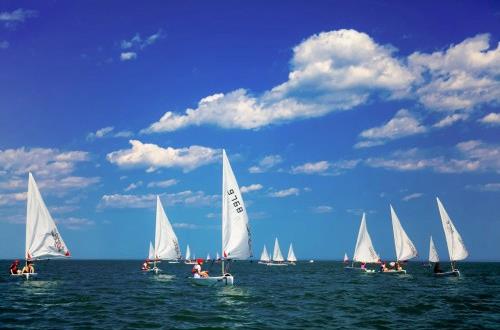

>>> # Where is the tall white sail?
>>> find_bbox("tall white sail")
[272,238,284,262]
[353,213,379,263]
[185,245,191,260]
[26,173,70,260]
[206,253,211,260]
[390,205,418,261]
[260,245,270,262]
[148,241,155,260]
[216,252,220,260]
[436,198,468,261]
[429,236,439,263]
[287,243,297,262]
[221,150,252,260]
[154,196,181,260]
[344,253,349,262]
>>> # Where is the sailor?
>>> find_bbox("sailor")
[141,260,150,271]
[192,258,208,278]
[22,261,35,274]
[9,260,20,274]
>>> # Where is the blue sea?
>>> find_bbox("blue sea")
[0,261,498,329]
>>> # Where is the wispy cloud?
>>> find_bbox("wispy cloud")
[268,187,300,198]
[99,190,218,209]
[312,205,333,213]
[124,181,143,192]
[120,52,137,61]
[478,113,500,126]
[465,183,500,192]
[107,140,220,172]
[240,183,263,194]
[0,40,9,49]
[248,155,283,173]
[56,217,95,230]
[0,8,37,29]
[119,30,164,61]
[147,179,179,189]
[402,192,423,201]
[87,127,134,140]
[291,159,360,175]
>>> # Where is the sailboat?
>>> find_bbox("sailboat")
[435,197,468,277]
[344,213,378,273]
[429,236,439,264]
[184,244,196,264]
[190,149,252,286]
[150,196,181,273]
[206,253,211,261]
[258,245,270,264]
[381,205,418,274]
[216,252,221,261]
[287,243,297,265]
[267,238,288,266]
[343,253,349,264]
[12,173,71,279]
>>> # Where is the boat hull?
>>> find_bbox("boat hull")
[266,262,288,266]
[379,269,407,274]
[434,270,460,277]
[344,267,376,273]
[189,274,234,286]
[11,273,38,280]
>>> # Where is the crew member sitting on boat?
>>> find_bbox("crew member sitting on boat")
[395,262,403,271]
[141,260,150,271]
[380,262,388,272]
[360,262,367,270]
[9,260,20,274]
[22,261,35,274]
[192,258,209,278]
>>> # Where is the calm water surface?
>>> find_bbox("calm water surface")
[0,261,499,329]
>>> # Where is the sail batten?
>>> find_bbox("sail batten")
[436,198,468,262]
[272,238,284,262]
[353,213,379,263]
[26,173,70,260]
[260,245,270,262]
[390,205,418,261]
[429,236,439,263]
[221,150,252,260]
[287,243,297,262]
[154,196,181,260]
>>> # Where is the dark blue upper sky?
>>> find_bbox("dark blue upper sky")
[0,1,499,260]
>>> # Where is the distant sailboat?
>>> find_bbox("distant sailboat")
[148,241,155,261]
[190,149,252,286]
[345,213,378,273]
[343,253,349,264]
[435,197,468,277]
[184,244,196,264]
[382,205,418,274]
[429,236,439,264]
[267,238,287,266]
[206,253,211,261]
[287,243,297,265]
[259,245,270,264]
[13,173,71,279]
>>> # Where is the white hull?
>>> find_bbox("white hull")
[189,274,234,286]
[258,261,269,264]
[142,267,161,274]
[184,261,197,265]
[266,262,288,267]
[287,262,296,266]
[168,261,180,264]
[344,266,376,273]
[11,273,38,280]
[379,269,407,274]
[434,270,460,277]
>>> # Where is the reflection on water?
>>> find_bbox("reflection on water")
[0,261,498,329]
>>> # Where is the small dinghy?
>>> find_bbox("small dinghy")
[258,245,270,264]
[287,243,297,265]
[379,205,417,275]
[432,198,468,277]
[11,173,71,280]
[266,238,288,266]
[344,213,379,273]
[189,150,252,286]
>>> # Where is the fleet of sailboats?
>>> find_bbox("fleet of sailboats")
[266,238,287,266]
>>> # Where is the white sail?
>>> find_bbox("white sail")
[436,197,468,261]
[206,253,211,260]
[353,213,379,263]
[272,238,284,262]
[216,252,220,260]
[154,196,181,260]
[26,173,70,260]
[390,205,418,261]
[260,245,270,262]
[222,150,252,260]
[148,241,155,260]
[185,245,191,260]
[287,243,297,262]
[344,253,349,262]
[429,236,439,263]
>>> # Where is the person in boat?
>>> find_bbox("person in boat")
[9,260,20,274]
[433,262,443,274]
[141,260,150,271]
[380,262,388,272]
[396,262,403,271]
[22,261,35,274]
[360,262,366,270]
[192,258,209,278]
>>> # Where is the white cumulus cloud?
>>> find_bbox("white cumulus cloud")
[240,184,263,194]
[120,52,137,61]
[478,113,500,126]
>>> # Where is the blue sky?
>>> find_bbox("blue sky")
[0,1,499,260]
